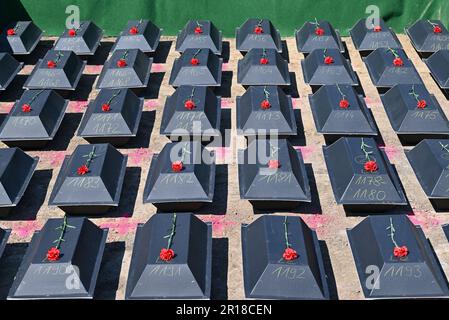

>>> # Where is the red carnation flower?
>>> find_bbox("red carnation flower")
[47,60,57,68]
[159,248,175,262]
[129,26,139,35]
[260,99,271,109]
[47,247,60,261]
[102,103,111,112]
[22,104,32,113]
[315,27,325,36]
[7,28,16,36]
[259,57,269,65]
[393,57,404,67]
[339,99,350,109]
[433,25,442,34]
[268,159,280,169]
[190,57,199,65]
[254,26,263,34]
[283,247,298,261]
[364,160,378,172]
[184,99,196,110]
[77,164,89,175]
[117,59,127,68]
[373,25,382,32]
[324,56,334,65]
[416,99,427,109]
[172,161,183,172]
[194,26,203,34]
[68,29,76,37]
[393,246,408,258]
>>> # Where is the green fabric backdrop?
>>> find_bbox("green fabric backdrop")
[3,0,449,37]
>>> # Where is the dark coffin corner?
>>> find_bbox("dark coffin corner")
[175,20,222,55]
[97,49,152,89]
[424,50,449,89]
[0,228,11,259]
[236,18,282,52]
[48,143,127,214]
[301,48,358,86]
[8,217,108,299]
[125,213,212,299]
[237,48,290,86]
[143,141,215,211]
[444,224,449,242]
[53,21,103,55]
[350,18,402,52]
[295,20,344,53]
[169,48,222,87]
[23,50,85,90]
[347,214,449,298]
[0,53,22,91]
[112,20,162,53]
[406,20,449,54]
[242,215,329,299]
[0,21,43,55]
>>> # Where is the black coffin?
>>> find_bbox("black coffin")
[237,48,290,86]
[0,227,10,259]
[143,141,215,211]
[238,139,311,210]
[350,18,402,52]
[8,217,108,299]
[380,85,449,144]
[236,18,282,52]
[126,213,212,299]
[77,89,143,146]
[112,20,161,53]
[295,20,344,53]
[0,90,68,148]
[0,53,22,91]
[424,50,449,90]
[406,139,449,211]
[24,50,86,90]
[48,143,127,214]
[301,48,358,86]
[175,20,222,55]
[53,21,103,55]
[96,49,152,89]
[236,86,296,137]
[309,85,377,143]
[160,86,221,141]
[0,21,43,55]
[406,20,449,54]
[323,137,407,212]
[364,48,423,88]
[242,215,329,299]
[0,148,38,216]
[169,48,222,87]
[347,214,449,299]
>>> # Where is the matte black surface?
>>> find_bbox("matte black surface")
[406,20,449,54]
[237,86,296,137]
[424,50,449,89]
[8,217,108,299]
[364,48,423,88]
[169,48,222,87]
[23,50,86,90]
[236,18,282,52]
[0,21,43,55]
[0,90,68,147]
[48,143,127,213]
[0,228,11,259]
[301,48,358,86]
[175,20,222,55]
[126,213,212,299]
[323,137,407,209]
[350,18,402,52]
[444,225,449,242]
[143,141,216,211]
[97,49,152,89]
[53,21,103,55]
[295,20,344,53]
[242,215,329,299]
[237,48,290,86]
[112,20,161,53]
[347,214,449,299]
[0,53,22,91]
[160,86,221,140]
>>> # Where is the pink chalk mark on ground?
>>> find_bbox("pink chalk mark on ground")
[151,63,165,73]
[222,63,230,72]
[379,145,401,161]
[301,214,330,236]
[294,146,316,161]
[292,98,301,109]
[67,100,89,113]
[84,65,103,74]
[126,148,153,166]
[198,215,236,236]
[0,102,14,113]
[144,100,158,111]
[211,147,231,163]
[221,98,233,109]
[34,150,67,166]
[99,215,139,236]
[364,96,382,107]
[20,65,34,74]
[407,209,442,230]
[12,220,41,238]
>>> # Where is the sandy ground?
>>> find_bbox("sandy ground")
[0,34,449,300]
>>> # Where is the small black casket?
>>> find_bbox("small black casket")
[175,20,222,55]
[424,50,449,90]
[406,20,449,55]
[53,21,103,55]
[350,18,402,52]
[295,20,344,54]
[112,19,162,53]
[236,18,282,52]
[0,21,43,55]
[0,53,22,91]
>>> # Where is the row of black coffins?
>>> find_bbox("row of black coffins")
[1,213,449,299]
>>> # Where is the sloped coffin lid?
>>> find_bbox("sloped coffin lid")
[175,20,222,54]
[112,20,161,53]
[295,20,344,53]
[238,139,310,201]
[8,217,107,299]
[350,18,402,51]
[236,18,282,52]
[0,227,10,258]
[406,20,449,53]
[126,213,212,299]
[347,214,449,298]
[323,137,407,205]
[424,50,449,89]
[53,21,103,55]
[0,53,22,90]
[0,21,43,54]
[242,215,329,299]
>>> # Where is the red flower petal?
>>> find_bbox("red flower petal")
[254,26,263,34]
[260,99,271,109]
[416,99,427,109]
[47,60,56,68]
[77,164,89,175]
[117,59,127,68]
[393,246,408,258]
[268,159,280,169]
[47,247,60,261]
[68,29,76,37]
[184,99,196,110]
[22,104,32,113]
[194,26,203,34]
[190,58,199,65]
[393,57,404,67]
[7,28,16,36]
[129,26,139,35]
[172,161,183,172]
[373,25,382,32]
[283,247,298,261]
[102,103,111,112]
[259,57,269,65]
[434,25,442,34]
[324,56,334,64]
[364,160,378,172]
[315,27,325,36]
[159,248,175,261]
[339,99,350,109]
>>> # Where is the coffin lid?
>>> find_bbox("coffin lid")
[0,227,10,259]
[236,18,282,52]
[112,19,162,53]
[0,21,43,54]
[406,20,449,53]
[175,20,222,54]
[0,53,22,91]
[295,20,344,53]
[424,50,449,89]
[53,21,103,55]
[350,18,402,51]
